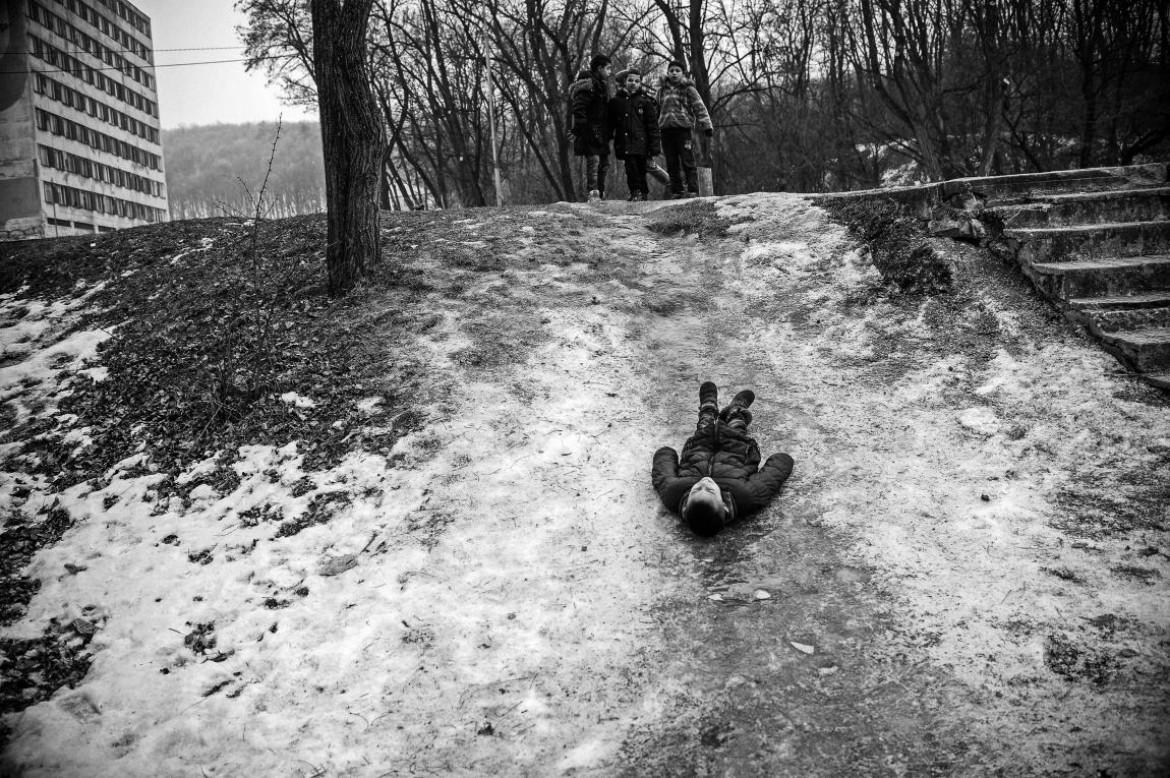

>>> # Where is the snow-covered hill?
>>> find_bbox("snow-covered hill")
[2,196,1167,776]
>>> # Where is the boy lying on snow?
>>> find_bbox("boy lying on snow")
[652,382,794,536]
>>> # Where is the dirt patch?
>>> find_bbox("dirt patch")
[819,197,951,293]
[645,199,739,240]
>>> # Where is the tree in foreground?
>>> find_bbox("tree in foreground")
[310,0,386,296]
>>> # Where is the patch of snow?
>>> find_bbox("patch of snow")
[958,406,1002,436]
[278,392,316,408]
[175,455,220,485]
[168,238,216,265]
[355,396,382,414]
[0,327,113,405]
[893,355,968,403]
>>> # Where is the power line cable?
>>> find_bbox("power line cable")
[4,53,296,76]
[50,45,269,55]
[156,46,251,52]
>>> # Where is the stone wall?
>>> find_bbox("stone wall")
[1,224,43,241]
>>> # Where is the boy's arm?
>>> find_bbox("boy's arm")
[687,85,713,132]
[647,99,662,156]
[607,98,622,152]
[744,453,794,507]
[651,446,690,512]
[651,446,680,494]
[571,85,590,135]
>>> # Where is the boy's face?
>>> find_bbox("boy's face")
[667,65,684,82]
[625,73,642,93]
[597,64,611,79]
[685,477,729,524]
[689,477,722,504]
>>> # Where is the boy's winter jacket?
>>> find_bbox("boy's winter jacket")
[656,77,713,132]
[570,70,612,156]
[651,421,793,521]
[608,89,661,159]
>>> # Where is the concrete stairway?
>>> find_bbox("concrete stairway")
[962,163,1170,390]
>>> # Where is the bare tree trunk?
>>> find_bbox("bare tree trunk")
[1071,0,1105,168]
[311,0,386,297]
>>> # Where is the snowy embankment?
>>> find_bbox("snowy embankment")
[1,194,1168,777]
[0,212,683,776]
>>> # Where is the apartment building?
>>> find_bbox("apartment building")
[0,0,167,240]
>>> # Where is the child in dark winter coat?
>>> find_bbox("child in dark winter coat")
[656,60,714,198]
[609,70,662,201]
[570,54,614,202]
[652,382,794,536]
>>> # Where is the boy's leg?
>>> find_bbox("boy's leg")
[679,132,699,193]
[597,152,610,199]
[624,157,639,196]
[697,380,719,435]
[585,155,600,196]
[720,389,755,425]
[661,129,685,196]
[633,157,649,195]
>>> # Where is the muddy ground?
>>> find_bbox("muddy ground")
[0,194,1167,777]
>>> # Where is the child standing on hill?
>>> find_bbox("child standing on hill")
[570,55,614,202]
[656,60,713,198]
[609,69,662,202]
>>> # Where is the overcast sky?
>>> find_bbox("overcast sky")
[133,0,317,128]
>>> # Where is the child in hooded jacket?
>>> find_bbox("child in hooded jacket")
[570,55,613,202]
[652,382,794,536]
[656,60,713,198]
[609,69,662,201]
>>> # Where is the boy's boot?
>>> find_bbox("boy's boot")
[699,381,719,418]
[720,389,754,425]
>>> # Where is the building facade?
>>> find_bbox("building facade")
[1,0,167,240]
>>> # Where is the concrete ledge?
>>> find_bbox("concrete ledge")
[1145,372,1170,390]
[992,186,1170,207]
[1069,291,1170,310]
[942,163,1168,199]
[1006,220,1170,241]
[1097,327,1170,372]
[811,165,1170,221]
[810,183,943,217]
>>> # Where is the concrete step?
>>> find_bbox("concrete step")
[1010,221,1170,264]
[1069,292,1170,331]
[1145,373,1170,390]
[990,187,1170,228]
[1097,327,1170,373]
[1029,255,1170,300]
[943,163,1167,201]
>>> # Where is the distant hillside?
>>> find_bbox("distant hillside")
[162,121,325,220]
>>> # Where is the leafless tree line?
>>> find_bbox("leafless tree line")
[169,190,326,221]
[238,0,1169,204]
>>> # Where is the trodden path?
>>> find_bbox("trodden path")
[4,194,1168,777]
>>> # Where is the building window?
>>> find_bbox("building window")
[35,109,161,171]
[43,180,166,223]
[28,33,158,117]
